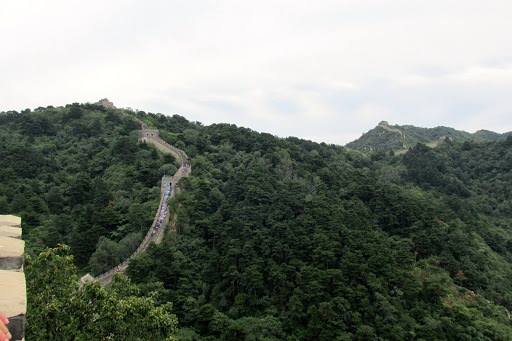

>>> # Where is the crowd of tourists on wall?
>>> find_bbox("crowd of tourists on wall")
[153,183,172,234]
[112,183,172,274]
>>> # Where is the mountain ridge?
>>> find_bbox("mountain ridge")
[346,120,511,153]
[4,102,512,339]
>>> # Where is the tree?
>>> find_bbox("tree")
[89,237,120,275]
[25,245,179,340]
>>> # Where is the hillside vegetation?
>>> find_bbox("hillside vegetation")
[2,104,512,340]
[128,112,512,340]
[346,121,511,153]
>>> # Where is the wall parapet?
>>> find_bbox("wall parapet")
[0,215,25,341]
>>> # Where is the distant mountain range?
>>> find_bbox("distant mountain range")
[346,121,512,153]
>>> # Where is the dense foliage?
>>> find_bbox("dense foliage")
[4,104,512,339]
[0,104,177,272]
[126,113,512,339]
[346,121,511,153]
[25,245,178,340]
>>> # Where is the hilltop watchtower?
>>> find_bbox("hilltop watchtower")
[94,98,115,109]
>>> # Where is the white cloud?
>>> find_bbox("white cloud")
[445,64,512,84]
[1,1,512,144]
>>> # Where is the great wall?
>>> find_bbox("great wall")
[81,117,191,286]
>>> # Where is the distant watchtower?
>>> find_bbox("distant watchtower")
[94,98,115,109]
[139,129,159,141]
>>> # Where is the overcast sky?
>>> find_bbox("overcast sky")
[1,1,512,144]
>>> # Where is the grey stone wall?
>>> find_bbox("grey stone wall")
[0,215,25,341]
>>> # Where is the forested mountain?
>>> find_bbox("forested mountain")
[2,103,512,340]
[346,120,511,153]
[0,104,179,271]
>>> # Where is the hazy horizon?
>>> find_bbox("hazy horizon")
[4,98,511,147]
[2,1,512,144]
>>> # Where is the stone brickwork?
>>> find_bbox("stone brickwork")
[94,98,115,109]
[0,215,25,341]
[139,129,159,139]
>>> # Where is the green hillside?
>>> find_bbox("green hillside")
[3,104,512,340]
[128,113,512,340]
[472,129,508,141]
[346,121,510,153]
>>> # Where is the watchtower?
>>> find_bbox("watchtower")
[139,129,159,139]
[94,98,115,109]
